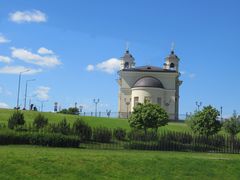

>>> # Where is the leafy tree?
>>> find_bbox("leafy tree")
[187,105,221,136]
[223,112,240,140]
[8,111,25,129]
[129,102,169,134]
[33,114,48,129]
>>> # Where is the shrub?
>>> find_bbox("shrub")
[92,127,112,143]
[127,129,158,141]
[113,128,126,141]
[8,111,25,129]
[0,130,80,147]
[72,118,92,141]
[33,114,48,129]
[58,118,71,135]
[47,123,60,133]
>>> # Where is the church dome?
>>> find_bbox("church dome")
[133,76,164,88]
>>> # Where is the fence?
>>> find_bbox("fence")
[79,112,187,121]
[80,131,240,154]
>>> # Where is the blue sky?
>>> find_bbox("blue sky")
[0,0,240,116]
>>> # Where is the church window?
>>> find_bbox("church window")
[134,97,139,107]
[124,62,129,69]
[144,96,151,103]
[157,97,162,106]
[170,63,175,68]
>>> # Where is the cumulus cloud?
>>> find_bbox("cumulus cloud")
[0,66,42,75]
[38,47,54,55]
[96,58,120,74]
[11,47,61,67]
[86,64,94,71]
[34,86,50,101]
[0,34,10,43]
[9,10,47,23]
[0,102,9,109]
[0,55,12,63]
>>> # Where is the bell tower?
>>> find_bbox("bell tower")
[164,44,180,71]
[120,48,135,70]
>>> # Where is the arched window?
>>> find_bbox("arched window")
[124,62,129,69]
[170,63,175,68]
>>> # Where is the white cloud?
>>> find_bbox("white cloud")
[11,47,61,67]
[96,58,120,74]
[35,86,50,101]
[0,66,42,75]
[0,55,12,63]
[38,47,54,55]
[0,34,10,43]
[189,73,196,79]
[0,102,10,109]
[86,64,94,71]
[9,10,47,23]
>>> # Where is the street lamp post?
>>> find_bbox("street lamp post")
[195,101,202,112]
[16,69,30,110]
[125,98,131,118]
[93,99,100,117]
[23,79,36,110]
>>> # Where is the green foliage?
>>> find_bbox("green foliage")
[58,118,71,135]
[92,127,112,143]
[59,107,79,115]
[0,130,80,147]
[113,128,126,141]
[127,129,158,141]
[129,103,169,133]
[223,113,240,138]
[33,114,48,129]
[187,105,221,136]
[8,111,25,129]
[72,118,92,141]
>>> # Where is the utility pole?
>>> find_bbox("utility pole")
[23,79,36,110]
[93,99,100,117]
[16,69,30,110]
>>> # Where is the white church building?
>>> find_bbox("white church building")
[117,48,182,120]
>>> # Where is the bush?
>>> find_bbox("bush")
[8,111,25,129]
[127,129,158,141]
[58,118,71,135]
[47,123,59,133]
[113,128,126,141]
[0,130,80,147]
[33,114,48,129]
[72,118,92,141]
[92,127,112,143]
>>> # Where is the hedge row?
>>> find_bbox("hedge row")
[0,130,80,147]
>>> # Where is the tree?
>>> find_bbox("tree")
[8,111,25,129]
[223,112,240,140]
[129,102,169,134]
[33,114,48,129]
[187,105,221,136]
[59,107,79,115]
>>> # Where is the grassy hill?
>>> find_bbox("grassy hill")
[0,108,189,132]
[0,145,240,179]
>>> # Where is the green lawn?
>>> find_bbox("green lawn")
[0,145,240,179]
[0,108,189,132]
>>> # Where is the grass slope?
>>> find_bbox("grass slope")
[0,146,240,179]
[0,108,189,132]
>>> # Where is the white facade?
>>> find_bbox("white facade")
[118,50,182,120]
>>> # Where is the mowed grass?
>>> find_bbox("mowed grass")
[0,108,189,132]
[0,146,240,180]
